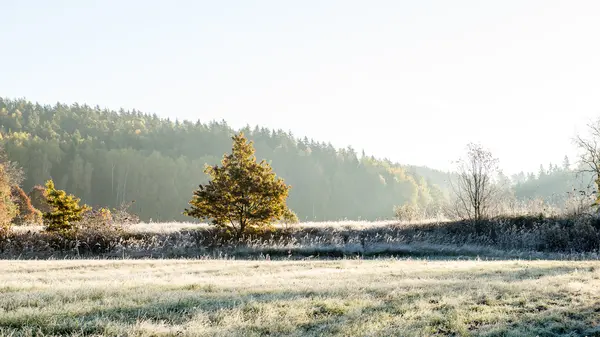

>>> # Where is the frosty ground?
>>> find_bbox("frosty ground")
[1,258,599,336]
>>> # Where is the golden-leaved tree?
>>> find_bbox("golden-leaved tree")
[43,179,89,235]
[0,164,18,238]
[185,132,294,238]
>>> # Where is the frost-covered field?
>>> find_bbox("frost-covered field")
[1,259,599,336]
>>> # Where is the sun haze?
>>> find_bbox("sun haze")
[2,0,600,174]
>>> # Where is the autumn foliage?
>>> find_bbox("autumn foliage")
[11,185,42,225]
[185,133,293,239]
[28,185,52,213]
[0,164,17,238]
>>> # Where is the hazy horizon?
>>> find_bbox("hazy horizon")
[3,1,600,175]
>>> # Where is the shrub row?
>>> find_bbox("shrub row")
[1,215,599,259]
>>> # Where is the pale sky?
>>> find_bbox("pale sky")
[2,0,600,175]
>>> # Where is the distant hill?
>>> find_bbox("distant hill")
[0,97,448,221]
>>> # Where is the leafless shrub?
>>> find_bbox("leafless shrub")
[111,201,140,226]
[450,143,499,224]
[575,119,600,210]
[564,188,596,218]
[394,204,422,222]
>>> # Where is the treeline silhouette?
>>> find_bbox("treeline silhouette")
[512,162,592,206]
[0,97,588,222]
[0,97,450,221]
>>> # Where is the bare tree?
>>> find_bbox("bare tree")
[450,143,499,223]
[574,119,600,206]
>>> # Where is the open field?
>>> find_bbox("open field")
[1,259,600,336]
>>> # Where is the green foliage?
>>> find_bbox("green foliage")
[185,133,292,238]
[512,163,593,209]
[42,179,89,235]
[0,97,447,221]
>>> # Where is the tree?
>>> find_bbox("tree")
[575,119,600,207]
[562,155,571,171]
[538,164,546,178]
[0,144,24,237]
[184,133,292,239]
[450,143,499,223]
[0,164,18,237]
[11,185,42,225]
[495,169,516,214]
[0,96,448,222]
[43,179,89,234]
[28,185,52,213]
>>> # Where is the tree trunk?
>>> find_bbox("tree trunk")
[237,219,246,241]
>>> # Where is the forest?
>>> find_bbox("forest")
[0,97,590,222]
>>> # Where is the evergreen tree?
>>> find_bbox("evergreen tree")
[43,179,89,234]
[539,164,546,178]
[562,155,570,171]
[185,133,292,238]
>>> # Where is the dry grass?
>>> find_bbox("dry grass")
[1,259,599,336]
[5,217,600,260]
[11,220,409,235]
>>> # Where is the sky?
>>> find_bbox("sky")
[2,0,600,175]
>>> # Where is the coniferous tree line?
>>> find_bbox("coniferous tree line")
[510,158,594,207]
[0,97,450,222]
[0,97,589,222]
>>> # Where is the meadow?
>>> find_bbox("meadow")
[1,258,599,336]
[2,218,600,336]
